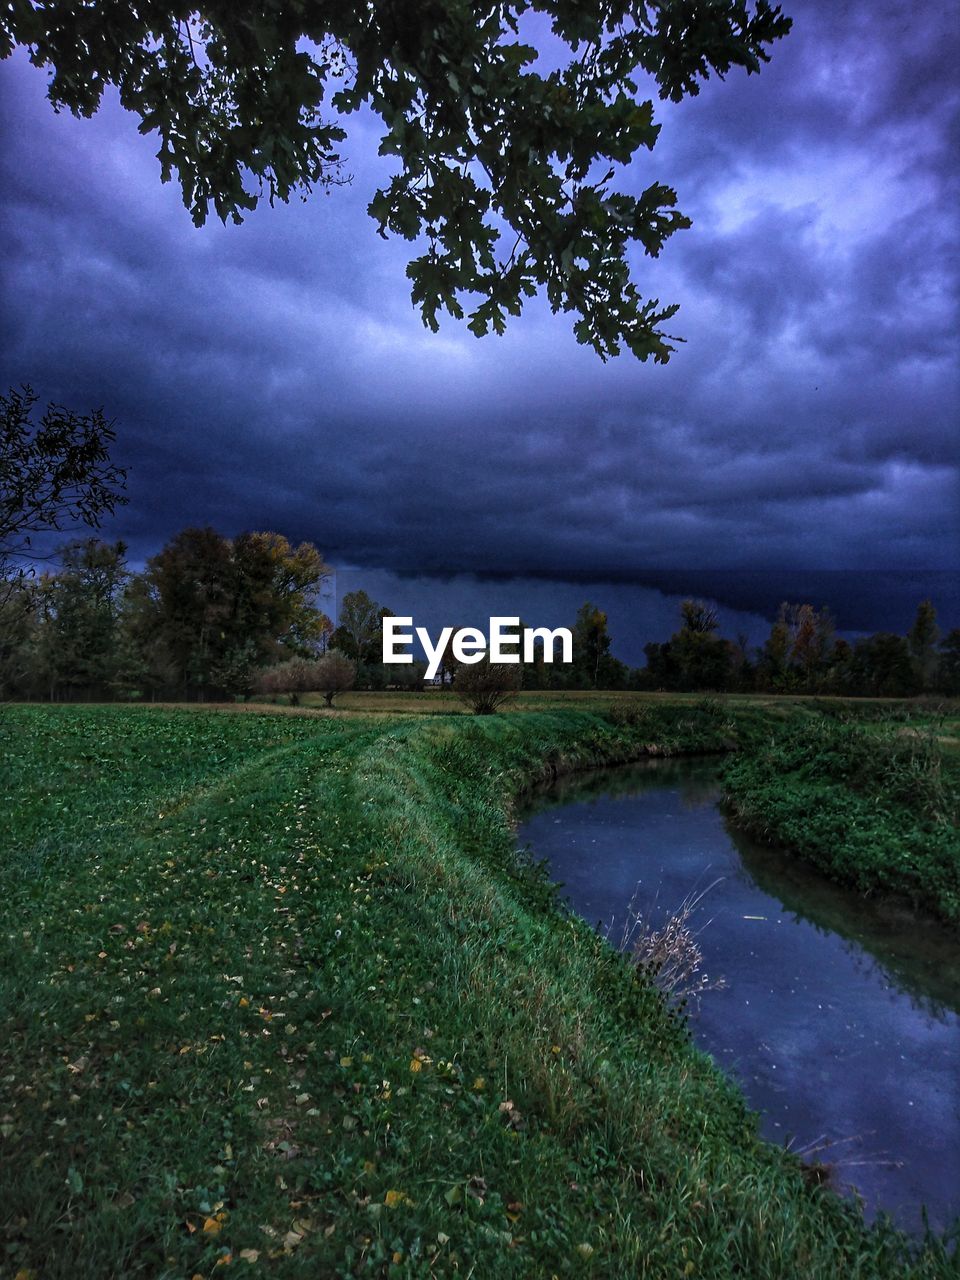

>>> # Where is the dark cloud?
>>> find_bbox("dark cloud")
[1,0,957,638]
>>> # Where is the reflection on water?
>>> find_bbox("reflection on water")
[517,757,960,1235]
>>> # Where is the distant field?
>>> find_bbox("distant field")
[144,690,960,767]
[2,701,955,1278]
[140,684,960,727]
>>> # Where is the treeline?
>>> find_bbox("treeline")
[532,596,959,696]
[0,539,624,700]
[0,529,345,702]
[1,529,957,700]
[640,598,959,697]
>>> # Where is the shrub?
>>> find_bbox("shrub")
[454,657,521,715]
[254,656,317,705]
[254,650,356,707]
[315,650,356,706]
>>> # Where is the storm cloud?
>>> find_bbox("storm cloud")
[1,0,957,640]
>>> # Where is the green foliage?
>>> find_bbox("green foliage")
[331,589,390,665]
[909,599,941,691]
[0,527,333,702]
[39,539,128,694]
[1,3,791,358]
[0,384,126,558]
[941,630,960,696]
[571,600,612,687]
[120,527,330,699]
[848,631,919,698]
[3,703,950,1276]
[605,697,650,728]
[643,597,737,691]
[723,717,960,926]
[210,638,260,699]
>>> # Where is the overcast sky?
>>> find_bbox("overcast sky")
[1,0,957,650]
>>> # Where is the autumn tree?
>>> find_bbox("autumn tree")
[230,531,331,659]
[315,613,334,654]
[515,617,552,690]
[642,638,680,690]
[1,3,790,361]
[255,655,320,706]
[130,527,330,698]
[757,602,834,691]
[113,571,179,699]
[0,576,39,698]
[731,631,754,690]
[210,639,260,700]
[759,608,791,690]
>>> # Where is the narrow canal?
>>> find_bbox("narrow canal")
[516,756,960,1235]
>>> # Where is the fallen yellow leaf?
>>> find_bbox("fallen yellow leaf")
[384,1189,412,1207]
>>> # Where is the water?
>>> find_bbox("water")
[516,756,960,1235]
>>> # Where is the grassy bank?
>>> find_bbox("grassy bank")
[1,704,953,1277]
[721,714,960,928]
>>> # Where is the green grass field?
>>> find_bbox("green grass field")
[2,699,956,1277]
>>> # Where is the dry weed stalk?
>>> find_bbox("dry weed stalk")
[611,879,727,1010]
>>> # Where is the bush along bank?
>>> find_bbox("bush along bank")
[721,715,960,928]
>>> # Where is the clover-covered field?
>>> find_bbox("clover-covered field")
[1,704,953,1278]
